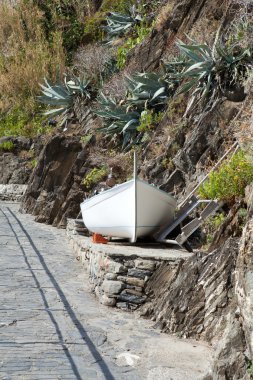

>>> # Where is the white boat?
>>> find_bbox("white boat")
[80,154,176,243]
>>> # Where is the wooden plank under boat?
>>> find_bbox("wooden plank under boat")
[80,155,176,243]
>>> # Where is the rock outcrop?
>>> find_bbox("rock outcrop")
[21,135,89,227]
[0,137,33,184]
[141,211,253,379]
[143,238,239,341]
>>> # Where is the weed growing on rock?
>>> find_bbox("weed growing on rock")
[83,0,136,43]
[116,23,152,69]
[83,167,108,189]
[137,110,163,132]
[80,134,93,145]
[198,150,253,202]
[0,141,15,152]
[30,159,38,169]
[203,212,226,244]
[83,13,106,42]
[100,0,135,14]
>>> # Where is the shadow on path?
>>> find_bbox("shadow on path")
[1,207,115,380]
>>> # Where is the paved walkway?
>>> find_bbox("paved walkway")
[0,202,212,380]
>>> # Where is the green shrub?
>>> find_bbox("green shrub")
[100,0,135,13]
[203,212,226,244]
[198,150,253,202]
[83,13,105,42]
[0,141,15,151]
[117,39,136,69]
[96,68,173,150]
[0,107,46,138]
[117,23,151,69]
[83,167,108,189]
[34,0,87,58]
[80,134,93,145]
[126,71,174,109]
[137,110,163,132]
[30,159,38,169]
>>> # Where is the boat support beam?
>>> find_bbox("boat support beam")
[155,195,222,251]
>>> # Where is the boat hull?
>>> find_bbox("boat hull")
[80,179,176,242]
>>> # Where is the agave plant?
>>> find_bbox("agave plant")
[38,75,91,118]
[96,92,141,149]
[104,10,142,40]
[174,37,252,114]
[125,72,175,109]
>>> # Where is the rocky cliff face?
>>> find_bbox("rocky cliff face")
[0,137,33,184]
[21,135,89,226]
[141,186,253,379]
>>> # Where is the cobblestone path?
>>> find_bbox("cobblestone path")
[0,202,212,380]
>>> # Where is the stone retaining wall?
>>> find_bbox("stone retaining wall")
[0,184,27,201]
[67,218,192,310]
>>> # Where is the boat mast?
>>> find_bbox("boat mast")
[132,151,138,243]
[133,150,137,180]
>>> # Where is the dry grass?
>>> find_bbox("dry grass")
[155,1,175,31]
[100,69,131,101]
[0,1,65,112]
[188,16,220,46]
[73,43,116,84]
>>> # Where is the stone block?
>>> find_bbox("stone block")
[107,260,127,274]
[117,276,145,288]
[95,285,102,300]
[116,302,129,310]
[117,293,147,305]
[105,272,118,280]
[128,268,152,279]
[135,259,156,271]
[100,294,116,307]
[123,260,136,268]
[126,285,143,292]
[121,288,143,297]
[102,280,124,295]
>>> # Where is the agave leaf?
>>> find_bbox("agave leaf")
[38,75,91,118]
[202,73,212,97]
[183,61,213,75]
[177,79,199,95]
[41,86,69,100]
[37,97,71,107]
[44,107,67,116]
[151,87,166,100]
[122,119,139,132]
[42,79,69,100]
[131,91,150,100]
[109,12,134,22]
[177,43,203,62]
